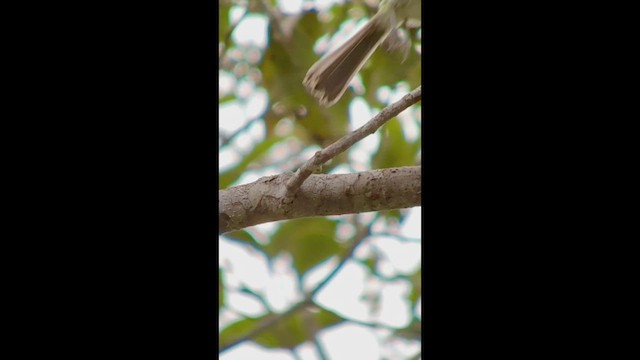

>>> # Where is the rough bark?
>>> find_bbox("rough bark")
[219,166,421,234]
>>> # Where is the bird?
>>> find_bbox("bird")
[303,0,421,107]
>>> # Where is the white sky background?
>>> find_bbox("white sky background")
[219,1,421,359]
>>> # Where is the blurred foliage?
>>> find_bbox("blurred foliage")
[409,268,421,304]
[219,268,224,311]
[253,308,344,349]
[373,118,421,169]
[219,307,344,350]
[220,316,261,345]
[219,0,421,357]
[219,134,283,189]
[264,217,341,275]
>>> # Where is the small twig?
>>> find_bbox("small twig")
[285,86,422,195]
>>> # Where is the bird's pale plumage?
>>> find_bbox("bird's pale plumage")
[303,0,421,107]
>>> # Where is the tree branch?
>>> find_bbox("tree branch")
[219,166,421,234]
[285,86,422,195]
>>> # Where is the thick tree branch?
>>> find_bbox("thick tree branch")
[219,166,421,234]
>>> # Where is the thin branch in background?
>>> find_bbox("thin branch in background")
[220,8,249,68]
[223,11,248,47]
[219,215,421,354]
[291,349,304,360]
[369,232,422,243]
[313,337,329,360]
[258,0,284,37]
[257,0,300,45]
[238,286,272,312]
[310,221,372,297]
[219,113,264,149]
[219,218,375,354]
[219,295,313,353]
[255,0,311,73]
[285,86,422,196]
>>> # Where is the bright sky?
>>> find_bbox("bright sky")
[219,1,421,359]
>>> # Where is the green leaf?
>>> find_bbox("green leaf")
[314,306,344,328]
[265,218,341,276]
[361,256,377,274]
[224,229,262,251]
[219,307,343,351]
[383,209,402,221]
[361,38,421,107]
[408,268,421,304]
[253,313,305,349]
[253,307,344,349]
[395,319,422,341]
[219,2,230,43]
[219,268,225,312]
[372,118,418,169]
[219,316,261,345]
